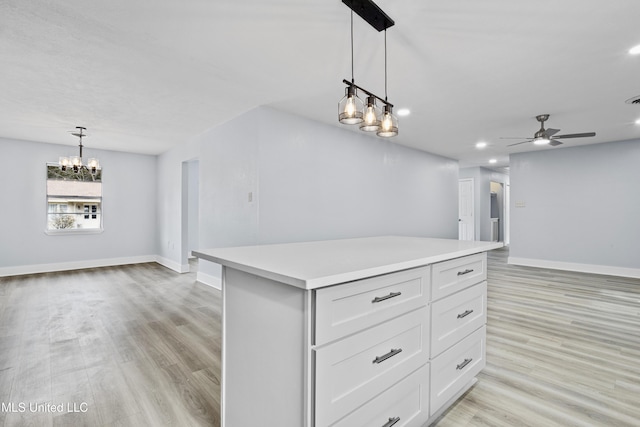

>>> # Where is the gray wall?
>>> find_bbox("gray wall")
[0,137,158,274]
[510,139,640,273]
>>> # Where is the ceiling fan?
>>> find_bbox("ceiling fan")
[503,114,596,147]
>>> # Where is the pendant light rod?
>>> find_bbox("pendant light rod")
[384,29,388,101]
[350,10,355,83]
[342,0,394,32]
[71,126,87,159]
[342,79,393,108]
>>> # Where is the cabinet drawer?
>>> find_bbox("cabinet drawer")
[330,364,430,427]
[430,326,486,415]
[431,281,487,357]
[315,307,429,427]
[315,266,430,345]
[431,253,486,301]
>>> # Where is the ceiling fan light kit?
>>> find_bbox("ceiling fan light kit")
[338,0,398,137]
[533,137,550,145]
[503,114,596,148]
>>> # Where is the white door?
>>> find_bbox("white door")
[458,178,475,240]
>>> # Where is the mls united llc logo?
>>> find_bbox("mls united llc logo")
[1,402,88,413]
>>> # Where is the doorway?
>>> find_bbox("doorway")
[458,178,475,240]
[490,181,504,243]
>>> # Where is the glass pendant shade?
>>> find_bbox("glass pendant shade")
[71,156,82,172]
[87,158,100,174]
[59,157,70,171]
[360,96,381,132]
[338,85,364,124]
[377,104,398,137]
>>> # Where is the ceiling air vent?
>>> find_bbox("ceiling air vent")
[625,95,640,105]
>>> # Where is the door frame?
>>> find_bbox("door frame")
[458,178,475,240]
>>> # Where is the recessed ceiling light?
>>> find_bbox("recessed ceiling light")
[629,44,640,55]
[475,142,487,149]
[396,108,411,117]
[489,159,497,164]
[635,118,640,125]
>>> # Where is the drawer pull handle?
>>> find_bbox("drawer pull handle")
[381,417,400,427]
[457,309,474,319]
[456,358,473,370]
[373,348,403,364]
[457,268,474,276]
[372,291,402,304]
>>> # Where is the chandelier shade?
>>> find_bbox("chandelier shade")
[58,127,100,175]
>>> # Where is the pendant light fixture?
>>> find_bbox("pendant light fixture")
[377,29,398,137]
[360,95,381,131]
[338,0,397,138]
[59,127,100,175]
[338,11,364,124]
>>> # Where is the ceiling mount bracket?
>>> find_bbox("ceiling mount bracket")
[341,0,394,32]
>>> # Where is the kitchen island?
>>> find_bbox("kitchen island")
[193,236,502,427]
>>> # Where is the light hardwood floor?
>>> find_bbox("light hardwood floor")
[1,249,639,426]
[434,248,640,427]
[0,261,222,427]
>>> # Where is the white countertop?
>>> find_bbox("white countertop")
[193,236,503,290]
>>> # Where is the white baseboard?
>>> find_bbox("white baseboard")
[0,255,157,278]
[196,271,222,290]
[155,256,190,274]
[508,257,640,279]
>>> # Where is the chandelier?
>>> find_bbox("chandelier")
[338,0,398,137]
[59,127,100,175]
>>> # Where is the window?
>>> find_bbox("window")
[46,165,103,233]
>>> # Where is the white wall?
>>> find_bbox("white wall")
[459,167,509,241]
[160,107,459,285]
[509,139,640,277]
[0,137,158,275]
[187,160,199,257]
[156,138,199,273]
[256,108,458,243]
[199,107,458,248]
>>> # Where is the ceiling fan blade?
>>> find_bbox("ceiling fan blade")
[549,140,563,146]
[500,137,530,139]
[544,128,560,137]
[507,140,531,147]
[552,132,595,139]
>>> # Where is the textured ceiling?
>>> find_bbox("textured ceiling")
[1,0,640,168]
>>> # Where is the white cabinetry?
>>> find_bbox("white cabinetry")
[193,236,500,427]
[315,267,431,427]
[429,252,488,418]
